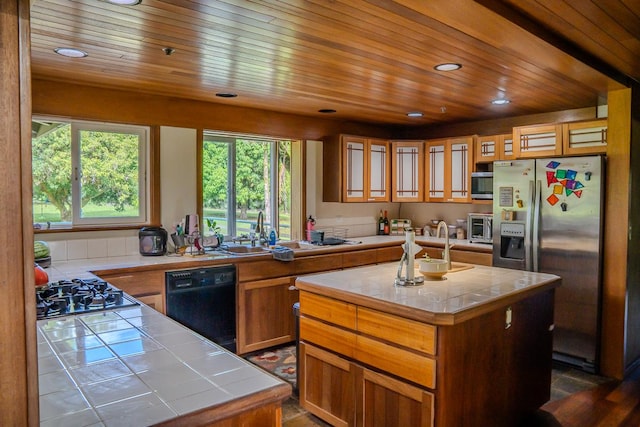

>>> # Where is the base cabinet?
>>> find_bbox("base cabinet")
[237,276,299,354]
[300,342,434,427]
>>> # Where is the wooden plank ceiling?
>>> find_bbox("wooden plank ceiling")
[29,0,632,126]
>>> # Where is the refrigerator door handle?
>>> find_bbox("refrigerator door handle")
[532,179,542,272]
[525,180,535,271]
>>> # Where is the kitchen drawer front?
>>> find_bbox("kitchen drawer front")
[98,270,164,297]
[376,246,405,263]
[357,307,436,355]
[300,316,356,358]
[299,292,357,330]
[356,334,436,389]
[237,259,294,282]
[295,253,342,275]
[342,249,378,269]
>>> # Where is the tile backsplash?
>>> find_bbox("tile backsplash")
[47,236,139,261]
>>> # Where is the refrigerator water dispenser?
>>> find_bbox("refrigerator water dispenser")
[499,222,526,260]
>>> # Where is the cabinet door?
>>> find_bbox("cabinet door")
[562,119,607,155]
[501,134,515,160]
[425,140,445,201]
[360,368,434,427]
[513,124,563,158]
[449,137,472,202]
[343,136,367,202]
[475,135,499,163]
[391,141,424,202]
[299,342,356,427]
[367,139,390,201]
[237,277,298,354]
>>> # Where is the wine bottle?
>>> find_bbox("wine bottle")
[383,210,390,235]
[378,210,384,235]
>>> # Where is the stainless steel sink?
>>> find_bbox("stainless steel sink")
[221,245,270,254]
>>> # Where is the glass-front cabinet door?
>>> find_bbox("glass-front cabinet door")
[426,136,473,203]
[342,136,366,202]
[368,139,389,201]
[391,141,424,202]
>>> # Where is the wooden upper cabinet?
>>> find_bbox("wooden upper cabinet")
[323,135,390,202]
[425,136,473,203]
[513,119,607,158]
[391,140,424,202]
[562,119,608,155]
[512,123,564,158]
[475,133,515,163]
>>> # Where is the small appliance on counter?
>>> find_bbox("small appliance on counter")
[467,213,493,244]
[139,226,168,256]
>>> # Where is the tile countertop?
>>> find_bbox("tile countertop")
[37,305,290,426]
[295,263,561,325]
[43,235,491,282]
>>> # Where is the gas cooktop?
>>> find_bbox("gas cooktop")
[36,278,138,320]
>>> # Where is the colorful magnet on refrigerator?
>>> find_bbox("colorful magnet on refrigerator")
[546,171,558,186]
[566,170,577,180]
[556,169,567,179]
[566,188,573,196]
[565,180,577,190]
[575,181,584,189]
[547,194,559,205]
[546,161,560,169]
[553,184,563,194]
[574,190,583,198]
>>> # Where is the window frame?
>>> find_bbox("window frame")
[201,131,297,240]
[32,116,151,228]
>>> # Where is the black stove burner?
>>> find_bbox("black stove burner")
[36,278,138,319]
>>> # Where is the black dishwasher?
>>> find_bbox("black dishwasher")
[165,265,236,352]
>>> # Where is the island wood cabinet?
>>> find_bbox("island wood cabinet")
[297,288,555,426]
[323,135,390,202]
[475,134,515,164]
[95,270,166,314]
[425,136,473,203]
[513,119,607,158]
[391,140,424,202]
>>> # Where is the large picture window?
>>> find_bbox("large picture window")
[32,118,149,228]
[202,132,300,240]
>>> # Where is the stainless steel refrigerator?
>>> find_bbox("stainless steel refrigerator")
[492,155,605,372]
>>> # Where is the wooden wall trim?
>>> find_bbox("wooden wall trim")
[32,79,394,141]
[600,88,631,379]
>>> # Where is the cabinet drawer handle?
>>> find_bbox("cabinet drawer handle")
[288,285,298,291]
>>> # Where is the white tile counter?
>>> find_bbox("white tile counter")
[37,304,290,426]
[295,263,560,325]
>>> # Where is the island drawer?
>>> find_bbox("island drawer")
[356,334,436,389]
[357,307,437,356]
[299,292,357,329]
[300,316,356,358]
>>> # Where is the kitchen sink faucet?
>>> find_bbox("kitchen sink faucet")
[436,221,452,270]
[255,211,268,246]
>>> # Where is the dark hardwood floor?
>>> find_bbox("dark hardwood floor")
[283,363,640,426]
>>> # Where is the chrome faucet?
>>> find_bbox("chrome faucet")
[436,221,452,270]
[255,211,267,246]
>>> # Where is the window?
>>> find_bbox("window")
[32,118,149,228]
[202,132,301,241]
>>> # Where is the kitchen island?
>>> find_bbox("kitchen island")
[295,263,561,427]
[37,303,290,426]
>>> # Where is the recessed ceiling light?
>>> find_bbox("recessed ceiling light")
[54,48,88,58]
[434,63,462,71]
[216,93,238,98]
[491,98,511,105]
[318,109,337,114]
[107,0,142,5]
[406,112,423,118]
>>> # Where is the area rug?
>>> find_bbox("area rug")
[245,344,297,386]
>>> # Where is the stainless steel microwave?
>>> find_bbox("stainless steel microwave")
[468,213,493,244]
[471,172,493,200]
